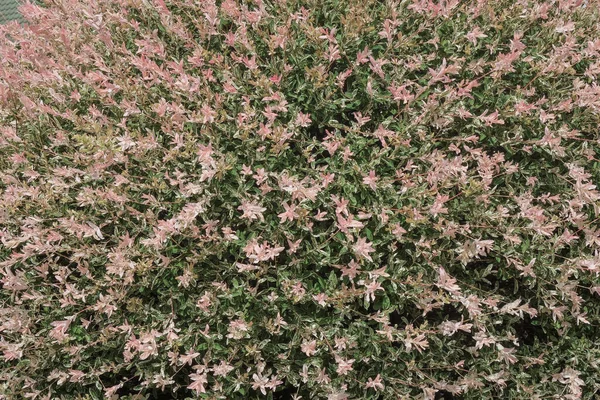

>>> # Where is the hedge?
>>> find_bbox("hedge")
[1,0,600,399]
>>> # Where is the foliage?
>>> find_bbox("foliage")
[1,0,600,398]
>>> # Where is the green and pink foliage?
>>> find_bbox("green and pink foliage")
[1,0,600,398]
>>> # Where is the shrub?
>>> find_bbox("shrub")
[1,0,600,399]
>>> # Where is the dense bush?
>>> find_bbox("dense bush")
[1,0,600,398]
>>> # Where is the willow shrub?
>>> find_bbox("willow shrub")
[1,0,600,399]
